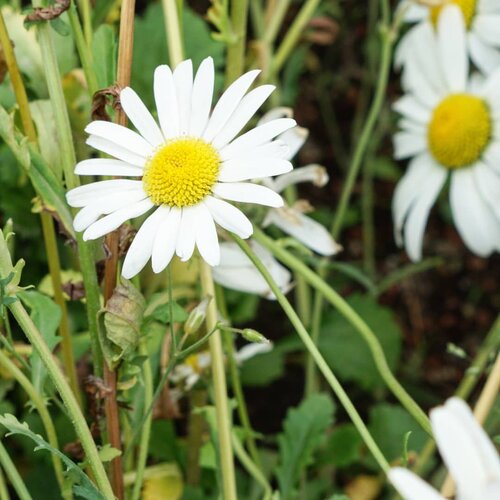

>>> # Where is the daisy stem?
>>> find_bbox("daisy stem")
[225,0,249,84]
[199,262,238,499]
[0,350,67,498]
[0,11,81,405]
[77,0,93,47]
[162,0,184,65]
[0,441,31,500]
[232,234,391,473]
[0,467,8,500]
[253,227,433,436]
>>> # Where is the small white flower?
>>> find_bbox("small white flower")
[389,397,500,500]
[392,6,500,261]
[260,108,341,257]
[212,240,292,299]
[66,58,297,278]
[396,0,500,75]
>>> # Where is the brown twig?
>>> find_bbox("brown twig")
[25,0,70,23]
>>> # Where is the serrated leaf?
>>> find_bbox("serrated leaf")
[0,414,103,500]
[92,25,117,89]
[97,444,121,463]
[320,293,402,390]
[276,394,335,499]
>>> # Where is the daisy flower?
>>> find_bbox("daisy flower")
[212,240,292,299]
[389,397,500,500]
[66,57,296,278]
[396,0,500,75]
[259,108,341,256]
[392,6,500,261]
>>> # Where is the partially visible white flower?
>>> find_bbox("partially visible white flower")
[171,342,273,390]
[396,0,500,75]
[389,397,500,500]
[212,241,292,299]
[259,108,341,257]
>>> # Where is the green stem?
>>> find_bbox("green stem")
[270,0,320,77]
[162,0,184,65]
[0,350,67,497]
[232,433,272,500]
[232,235,390,473]
[304,291,323,396]
[0,441,31,500]
[77,0,93,47]
[253,228,432,435]
[199,262,237,499]
[225,0,249,84]
[0,466,9,500]
[263,0,291,46]
[130,341,154,500]
[362,148,376,278]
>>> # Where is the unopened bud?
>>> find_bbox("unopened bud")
[241,328,270,344]
[184,296,211,335]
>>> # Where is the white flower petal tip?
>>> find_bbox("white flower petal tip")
[234,342,273,363]
[388,467,444,500]
[273,164,329,193]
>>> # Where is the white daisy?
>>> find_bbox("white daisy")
[66,57,296,278]
[259,108,341,256]
[212,240,292,299]
[389,397,500,500]
[392,6,500,261]
[396,0,500,75]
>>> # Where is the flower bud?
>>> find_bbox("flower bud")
[184,296,211,336]
[241,328,270,344]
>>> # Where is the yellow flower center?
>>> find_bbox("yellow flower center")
[430,0,477,29]
[428,93,491,169]
[143,138,220,207]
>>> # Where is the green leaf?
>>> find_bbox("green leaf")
[97,444,121,463]
[92,25,117,89]
[320,423,362,468]
[240,348,284,386]
[276,394,335,499]
[144,293,188,325]
[320,293,402,390]
[18,290,61,394]
[0,414,104,500]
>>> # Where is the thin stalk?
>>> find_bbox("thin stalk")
[0,441,31,500]
[270,0,320,77]
[0,350,67,497]
[32,0,104,375]
[199,262,237,500]
[362,149,376,278]
[77,0,93,47]
[162,0,184,65]
[0,466,9,500]
[186,389,208,485]
[130,341,153,500]
[263,0,291,46]
[253,227,432,435]
[232,234,390,473]
[0,10,81,403]
[225,0,249,84]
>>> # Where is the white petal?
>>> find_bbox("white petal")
[393,131,427,160]
[203,69,261,142]
[204,196,253,238]
[257,107,293,125]
[219,158,292,182]
[403,3,428,22]
[189,57,215,136]
[273,164,329,193]
[120,87,164,146]
[388,468,443,500]
[66,179,145,207]
[75,159,143,177]
[474,161,500,221]
[265,208,341,256]
[83,198,154,241]
[393,95,432,123]
[175,207,198,262]
[438,5,468,92]
[195,204,220,266]
[121,207,166,279]
[479,0,500,14]
[222,140,290,162]
[468,32,500,74]
[473,15,500,47]
[235,343,273,363]
[86,135,147,166]
[212,85,275,149]
[151,207,182,273]
[483,141,500,173]
[213,182,284,208]
[403,162,446,261]
[85,121,153,157]
[279,126,308,160]
[173,59,193,135]
[450,167,500,256]
[154,64,179,139]
[220,118,297,160]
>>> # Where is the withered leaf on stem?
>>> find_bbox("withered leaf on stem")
[24,0,70,23]
[91,84,122,122]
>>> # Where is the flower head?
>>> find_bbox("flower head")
[66,58,297,278]
[389,397,500,500]
[392,6,500,260]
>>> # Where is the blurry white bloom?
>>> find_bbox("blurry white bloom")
[171,342,273,390]
[397,0,500,75]
[389,397,500,500]
[392,6,500,260]
[260,108,341,257]
[212,241,292,299]
[66,58,297,278]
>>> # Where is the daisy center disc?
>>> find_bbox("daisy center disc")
[428,93,491,169]
[430,0,477,28]
[143,138,220,207]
